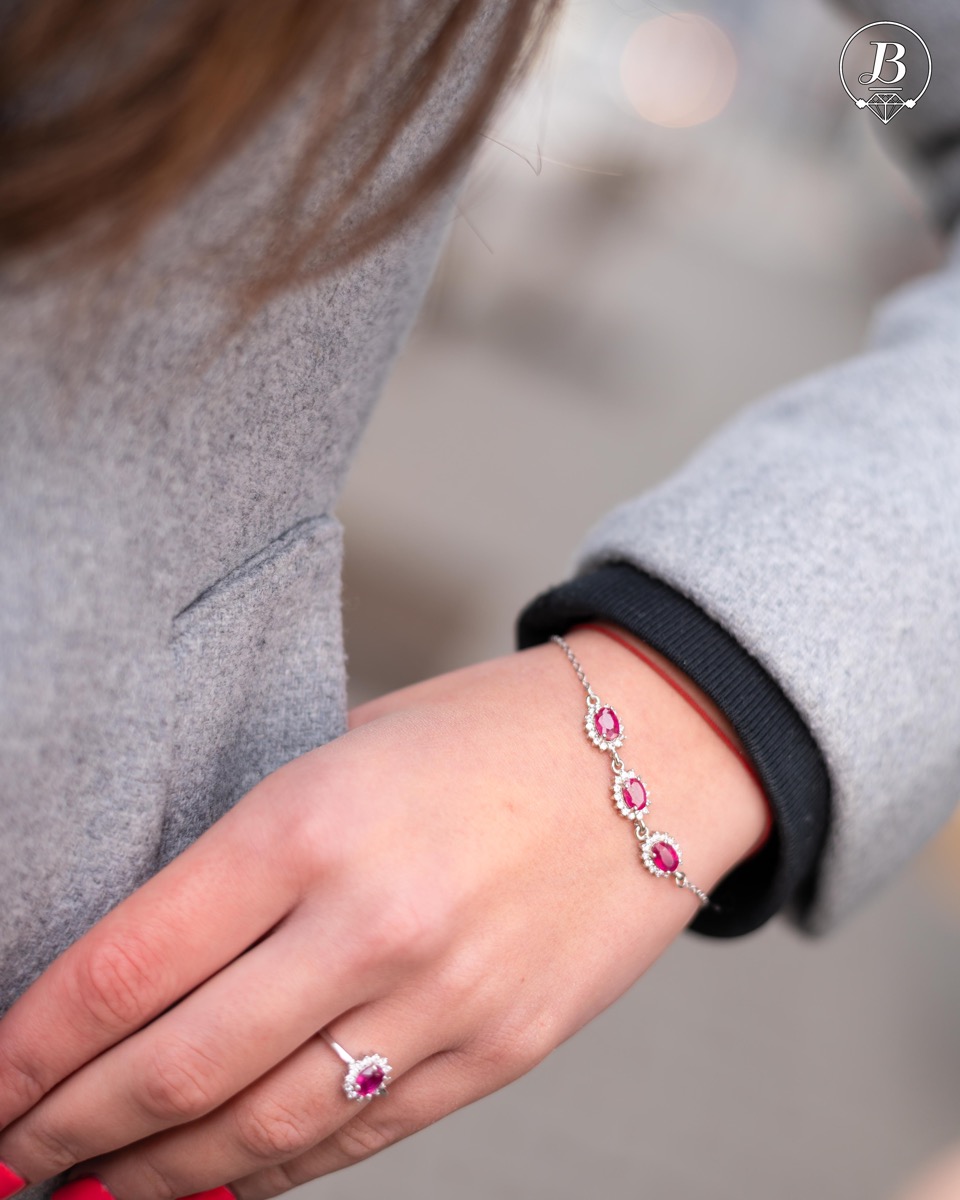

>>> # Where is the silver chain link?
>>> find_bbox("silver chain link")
[551,633,717,912]
[552,635,601,708]
[674,871,712,906]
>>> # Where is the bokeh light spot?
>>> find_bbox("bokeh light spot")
[620,13,737,128]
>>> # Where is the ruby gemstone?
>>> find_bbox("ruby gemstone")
[623,777,647,811]
[356,1066,384,1096]
[651,841,680,873]
[594,706,620,740]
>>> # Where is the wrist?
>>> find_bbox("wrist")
[577,621,774,854]
[557,625,772,890]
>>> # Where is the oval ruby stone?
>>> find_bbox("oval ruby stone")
[594,706,620,740]
[651,841,680,873]
[623,777,647,810]
[356,1066,384,1096]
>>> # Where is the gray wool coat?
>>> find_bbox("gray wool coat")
[0,0,958,1160]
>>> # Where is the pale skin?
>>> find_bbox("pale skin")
[895,1143,960,1200]
[0,623,769,1199]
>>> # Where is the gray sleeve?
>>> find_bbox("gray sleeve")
[567,1,960,934]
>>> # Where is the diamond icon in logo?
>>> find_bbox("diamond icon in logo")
[865,91,906,123]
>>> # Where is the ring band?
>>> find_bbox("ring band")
[319,1027,393,1101]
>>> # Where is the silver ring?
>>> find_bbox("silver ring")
[319,1027,393,1101]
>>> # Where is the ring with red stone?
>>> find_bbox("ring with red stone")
[318,1029,393,1101]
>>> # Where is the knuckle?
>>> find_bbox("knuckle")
[123,1152,183,1200]
[353,891,446,972]
[0,1039,51,1111]
[247,1160,302,1198]
[467,1016,547,1081]
[330,1112,393,1164]
[281,776,343,885]
[21,1119,84,1175]
[433,950,492,1016]
[138,1034,224,1123]
[234,1096,318,1162]
[70,934,161,1034]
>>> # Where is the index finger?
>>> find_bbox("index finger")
[0,770,310,1130]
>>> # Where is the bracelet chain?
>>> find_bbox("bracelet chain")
[552,634,716,911]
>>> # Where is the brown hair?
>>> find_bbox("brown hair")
[0,0,561,323]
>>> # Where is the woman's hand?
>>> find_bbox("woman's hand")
[0,625,768,1200]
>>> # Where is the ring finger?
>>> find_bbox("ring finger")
[231,1027,538,1200]
[58,991,458,1200]
[0,902,408,1191]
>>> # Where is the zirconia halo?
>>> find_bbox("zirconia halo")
[613,771,649,819]
[641,832,682,878]
[584,704,625,751]
[342,1054,392,1101]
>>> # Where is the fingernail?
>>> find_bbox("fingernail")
[50,1178,116,1200]
[179,1190,236,1200]
[0,1162,26,1200]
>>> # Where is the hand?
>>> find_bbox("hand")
[0,625,769,1200]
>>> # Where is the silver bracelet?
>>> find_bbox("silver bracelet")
[552,634,715,910]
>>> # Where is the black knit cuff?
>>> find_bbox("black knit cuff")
[515,562,831,937]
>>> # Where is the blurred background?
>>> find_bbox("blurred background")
[330,0,960,1196]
